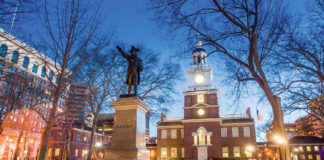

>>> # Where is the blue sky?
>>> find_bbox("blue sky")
[100,0,310,139]
[4,0,309,139]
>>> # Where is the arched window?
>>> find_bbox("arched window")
[41,66,46,77]
[11,51,19,64]
[49,71,53,81]
[0,44,7,58]
[23,57,29,69]
[198,128,206,145]
[32,62,38,73]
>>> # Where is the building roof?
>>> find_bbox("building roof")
[289,136,324,144]
[158,121,183,126]
[222,118,254,124]
[284,123,296,127]
[97,113,114,121]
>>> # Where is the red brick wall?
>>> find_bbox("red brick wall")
[184,122,222,159]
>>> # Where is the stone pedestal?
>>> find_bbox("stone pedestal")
[105,96,150,160]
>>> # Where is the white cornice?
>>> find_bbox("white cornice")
[221,122,255,126]
[182,118,222,123]
[183,90,218,95]
[183,104,219,109]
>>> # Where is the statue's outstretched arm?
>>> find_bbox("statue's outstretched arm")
[116,46,129,59]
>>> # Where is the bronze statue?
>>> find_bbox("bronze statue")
[117,45,143,95]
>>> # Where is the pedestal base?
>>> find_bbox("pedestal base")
[105,147,150,160]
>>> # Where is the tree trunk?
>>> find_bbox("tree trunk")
[13,128,24,160]
[64,129,72,160]
[87,117,97,160]
[38,99,59,160]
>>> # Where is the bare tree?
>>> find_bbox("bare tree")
[74,45,182,159]
[149,0,292,159]
[274,0,324,124]
[35,0,111,159]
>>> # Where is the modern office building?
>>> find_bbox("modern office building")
[156,39,257,160]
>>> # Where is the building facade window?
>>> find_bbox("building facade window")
[314,146,319,151]
[32,62,38,73]
[0,60,5,67]
[300,154,305,159]
[307,146,311,152]
[232,127,239,137]
[171,148,177,158]
[181,148,184,158]
[198,129,206,145]
[308,155,313,159]
[54,148,60,156]
[221,128,227,137]
[222,147,229,157]
[197,94,204,103]
[0,44,7,58]
[23,57,29,68]
[49,71,53,81]
[171,129,177,139]
[11,51,19,64]
[161,148,167,158]
[243,127,250,137]
[299,146,304,152]
[181,129,184,139]
[75,149,78,157]
[161,129,167,139]
[41,66,46,77]
[316,155,320,160]
[206,135,211,145]
[234,147,240,157]
[194,135,198,145]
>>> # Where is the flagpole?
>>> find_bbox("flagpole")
[10,0,20,34]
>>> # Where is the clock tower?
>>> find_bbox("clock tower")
[183,37,221,160]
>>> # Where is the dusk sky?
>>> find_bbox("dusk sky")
[4,0,309,139]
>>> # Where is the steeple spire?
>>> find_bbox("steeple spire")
[195,32,202,48]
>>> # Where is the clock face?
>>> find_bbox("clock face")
[195,75,205,84]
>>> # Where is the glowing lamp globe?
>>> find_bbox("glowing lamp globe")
[195,75,205,84]
[198,109,205,115]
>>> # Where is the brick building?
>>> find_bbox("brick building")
[156,39,257,160]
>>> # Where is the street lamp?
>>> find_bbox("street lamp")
[274,135,287,160]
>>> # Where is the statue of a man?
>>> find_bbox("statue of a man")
[117,45,143,95]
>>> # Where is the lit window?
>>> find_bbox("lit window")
[82,150,88,157]
[161,148,167,158]
[161,130,167,139]
[299,146,304,152]
[181,148,184,158]
[232,127,239,137]
[314,146,319,151]
[11,51,19,64]
[234,147,240,157]
[222,147,229,157]
[75,149,78,157]
[243,127,250,137]
[83,136,87,141]
[54,148,60,156]
[181,129,184,139]
[23,57,29,69]
[0,44,7,58]
[47,148,52,156]
[198,129,206,145]
[221,128,227,137]
[197,94,204,103]
[307,146,311,152]
[308,155,313,159]
[171,129,177,139]
[300,154,305,159]
[194,136,198,145]
[245,149,252,157]
[316,155,321,160]
[171,148,177,158]
[206,135,211,145]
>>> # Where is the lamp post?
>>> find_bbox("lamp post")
[274,135,287,160]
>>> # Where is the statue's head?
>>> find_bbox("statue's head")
[129,46,140,56]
